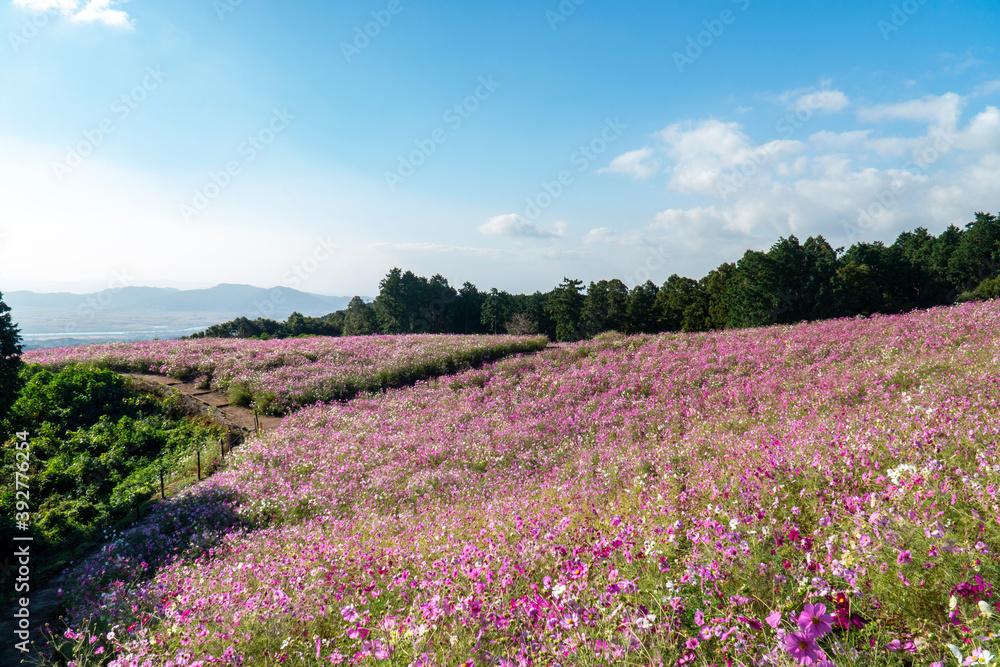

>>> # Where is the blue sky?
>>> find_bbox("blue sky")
[1,0,998,297]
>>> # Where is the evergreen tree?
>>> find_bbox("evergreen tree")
[582,279,628,336]
[416,274,457,333]
[343,297,378,336]
[725,250,781,328]
[374,268,407,333]
[624,281,660,334]
[481,289,513,334]
[546,278,585,341]
[655,274,701,332]
[0,291,23,421]
[702,263,736,330]
[454,282,485,334]
[947,212,1000,298]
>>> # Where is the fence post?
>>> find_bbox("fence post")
[220,437,225,461]
[197,449,201,481]
[160,468,165,499]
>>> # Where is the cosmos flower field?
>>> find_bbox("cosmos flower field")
[24,335,548,415]
[34,302,1000,666]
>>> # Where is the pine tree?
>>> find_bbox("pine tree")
[0,291,23,420]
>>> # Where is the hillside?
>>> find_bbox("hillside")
[17,301,1000,666]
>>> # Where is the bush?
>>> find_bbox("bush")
[957,275,1000,302]
[0,364,223,598]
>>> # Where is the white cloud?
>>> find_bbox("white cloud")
[773,80,850,115]
[478,213,563,239]
[973,80,1000,97]
[72,0,131,27]
[858,92,965,127]
[788,89,849,114]
[599,146,659,180]
[598,87,1000,274]
[650,120,805,196]
[808,129,872,151]
[11,0,132,27]
[656,120,754,194]
[955,106,1000,153]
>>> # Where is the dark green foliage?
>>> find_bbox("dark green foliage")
[624,281,660,335]
[582,279,629,336]
[0,364,222,591]
[655,274,704,332]
[454,282,487,334]
[481,288,514,335]
[373,269,459,334]
[0,291,22,421]
[947,212,1000,297]
[188,311,341,340]
[342,296,378,336]
[546,278,585,341]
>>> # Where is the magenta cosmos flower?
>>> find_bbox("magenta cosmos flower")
[783,632,825,665]
[796,603,834,638]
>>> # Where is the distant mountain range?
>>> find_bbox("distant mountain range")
[5,284,360,350]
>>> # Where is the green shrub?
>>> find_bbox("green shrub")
[0,364,223,598]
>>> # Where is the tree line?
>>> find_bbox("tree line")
[188,211,1000,342]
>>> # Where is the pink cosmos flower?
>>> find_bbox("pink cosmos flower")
[783,631,824,665]
[796,603,834,638]
[765,610,782,629]
[341,604,359,623]
[897,550,912,565]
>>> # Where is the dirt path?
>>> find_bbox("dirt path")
[0,374,284,666]
[126,373,286,432]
